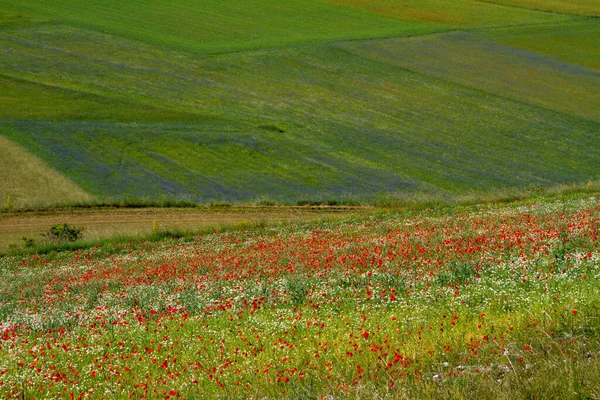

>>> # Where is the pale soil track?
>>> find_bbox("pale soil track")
[0,206,368,251]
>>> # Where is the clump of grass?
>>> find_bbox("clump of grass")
[208,200,232,208]
[21,236,35,248]
[378,181,600,209]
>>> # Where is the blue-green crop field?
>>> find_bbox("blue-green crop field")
[0,0,599,205]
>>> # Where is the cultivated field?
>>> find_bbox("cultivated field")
[0,0,599,206]
[0,192,598,398]
[486,0,600,16]
[0,0,442,54]
[484,19,600,70]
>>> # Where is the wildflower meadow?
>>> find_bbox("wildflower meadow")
[0,194,599,398]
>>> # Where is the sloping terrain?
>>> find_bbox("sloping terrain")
[1,192,599,398]
[484,19,600,70]
[340,31,600,121]
[325,0,571,25]
[0,0,441,53]
[0,136,92,207]
[485,0,600,16]
[0,0,598,205]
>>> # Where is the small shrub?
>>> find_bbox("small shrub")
[43,223,83,243]
[208,200,231,208]
[257,124,285,133]
[21,236,35,248]
[286,278,308,306]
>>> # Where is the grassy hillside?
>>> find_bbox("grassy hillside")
[326,0,570,26]
[0,136,92,207]
[485,0,600,16]
[0,0,442,54]
[340,31,600,121]
[484,19,600,70]
[0,9,34,25]
[2,25,599,202]
[0,75,207,122]
[0,0,573,54]
[0,0,598,205]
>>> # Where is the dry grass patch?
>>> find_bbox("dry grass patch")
[0,135,92,208]
[0,206,361,251]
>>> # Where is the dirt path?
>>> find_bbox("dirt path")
[0,206,367,250]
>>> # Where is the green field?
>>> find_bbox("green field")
[486,0,600,16]
[0,0,442,54]
[0,0,574,54]
[0,0,598,205]
[325,0,571,25]
[484,19,600,70]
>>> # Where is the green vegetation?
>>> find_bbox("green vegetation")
[1,2,598,397]
[1,182,597,256]
[0,0,442,54]
[325,0,569,26]
[0,191,598,398]
[0,75,208,122]
[42,223,83,243]
[341,31,600,121]
[484,19,600,70]
[485,0,600,16]
[0,0,598,206]
[0,9,35,25]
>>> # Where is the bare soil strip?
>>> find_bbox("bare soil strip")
[0,206,367,250]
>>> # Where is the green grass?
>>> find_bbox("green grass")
[0,23,598,203]
[483,0,600,16]
[1,226,226,258]
[325,0,569,26]
[0,10,30,25]
[0,0,572,55]
[483,18,600,70]
[0,74,210,122]
[0,0,443,54]
[0,1,598,206]
[340,31,600,121]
